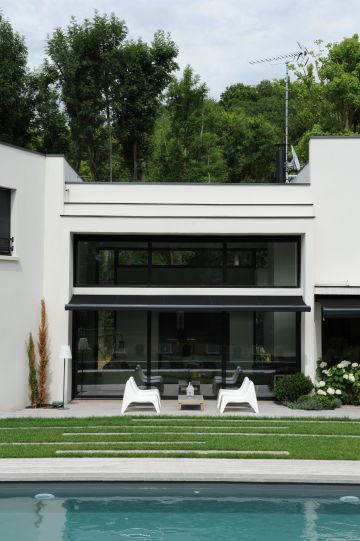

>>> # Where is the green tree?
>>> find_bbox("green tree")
[318,34,360,131]
[47,12,128,180]
[0,12,32,146]
[113,31,178,180]
[149,66,227,182]
[28,63,70,154]
[221,80,283,127]
[222,110,278,182]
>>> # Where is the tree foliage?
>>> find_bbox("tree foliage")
[28,63,70,154]
[1,11,360,181]
[46,12,128,180]
[149,66,227,181]
[0,12,32,146]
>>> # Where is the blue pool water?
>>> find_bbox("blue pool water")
[0,483,359,540]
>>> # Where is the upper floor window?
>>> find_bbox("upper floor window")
[0,188,13,256]
[74,235,300,288]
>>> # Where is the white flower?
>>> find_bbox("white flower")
[327,388,335,395]
[335,389,342,395]
[320,361,327,368]
[348,373,355,383]
[352,362,359,368]
[318,381,326,387]
[342,360,351,367]
[343,374,349,380]
[322,369,330,376]
[317,389,326,396]
[337,362,344,368]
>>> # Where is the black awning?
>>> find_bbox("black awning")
[317,296,360,317]
[66,295,310,312]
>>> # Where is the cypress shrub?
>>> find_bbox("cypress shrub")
[27,332,39,407]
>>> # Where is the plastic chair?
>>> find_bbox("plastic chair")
[121,377,161,414]
[213,366,242,386]
[217,377,259,414]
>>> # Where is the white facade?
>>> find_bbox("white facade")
[1,137,359,410]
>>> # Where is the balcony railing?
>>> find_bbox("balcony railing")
[0,237,14,255]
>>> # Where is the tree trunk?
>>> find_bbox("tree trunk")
[107,104,113,182]
[133,139,138,181]
[88,145,99,181]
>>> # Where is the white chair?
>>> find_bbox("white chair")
[121,377,161,414]
[213,366,242,386]
[135,364,163,384]
[217,377,249,409]
[217,377,259,414]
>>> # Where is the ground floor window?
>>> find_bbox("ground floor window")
[322,317,360,362]
[72,310,300,398]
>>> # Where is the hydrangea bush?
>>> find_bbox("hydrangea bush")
[316,359,360,405]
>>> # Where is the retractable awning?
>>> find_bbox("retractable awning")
[66,295,310,312]
[317,296,360,318]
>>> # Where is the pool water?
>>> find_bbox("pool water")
[0,483,359,541]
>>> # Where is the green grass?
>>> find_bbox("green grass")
[0,416,359,459]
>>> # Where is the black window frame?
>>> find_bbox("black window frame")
[71,308,301,399]
[0,187,12,256]
[73,234,301,288]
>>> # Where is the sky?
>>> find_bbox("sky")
[1,0,360,98]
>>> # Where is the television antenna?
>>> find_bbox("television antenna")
[249,42,309,182]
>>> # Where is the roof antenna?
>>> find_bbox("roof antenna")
[249,44,308,182]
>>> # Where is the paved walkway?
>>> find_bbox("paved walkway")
[0,457,359,483]
[0,400,359,418]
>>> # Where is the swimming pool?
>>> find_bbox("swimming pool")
[0,483,359,540]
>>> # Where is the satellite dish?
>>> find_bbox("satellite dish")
[288,145,301,172]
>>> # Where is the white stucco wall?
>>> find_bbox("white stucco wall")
[49,181,316,395]
[0,145,46,410]
[0,145,79,410]
[6,136,360,409]
[311,137,360,288]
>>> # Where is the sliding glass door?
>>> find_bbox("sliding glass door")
[72,310,300,398]
[73,310,147,398]
[151,312,225,397]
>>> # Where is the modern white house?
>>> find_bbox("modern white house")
[1,136,360,411]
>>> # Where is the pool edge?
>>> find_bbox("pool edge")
[0,458,359,484]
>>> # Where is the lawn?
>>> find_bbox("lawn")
[0,416,359,459]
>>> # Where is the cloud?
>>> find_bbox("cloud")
[2,0,360,97]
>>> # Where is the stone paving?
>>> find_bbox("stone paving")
[0,457,359,484]
[0,399,359,418]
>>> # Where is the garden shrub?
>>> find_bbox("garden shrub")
[285,394,341,410]
[316,359,360,405]
[273,373,313,402]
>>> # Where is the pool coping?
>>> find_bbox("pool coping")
[0,458,359,484]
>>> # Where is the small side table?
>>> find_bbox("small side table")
[177,395,205,411]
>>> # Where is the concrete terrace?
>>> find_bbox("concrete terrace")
[0,400,359,419]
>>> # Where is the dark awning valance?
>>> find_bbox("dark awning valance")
[66,295,310,312]
[317,296,360,318]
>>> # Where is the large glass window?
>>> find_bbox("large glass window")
[76,239,148,286]
[152,241,223,286]
[229,311,299,386]
[74,235,300,287]
[73,309,300,398]
[226,241,298,286]
[0,188,12,255]
[73,310,147,397]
